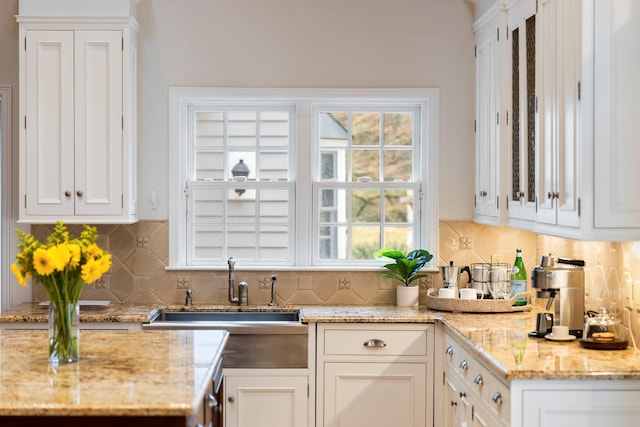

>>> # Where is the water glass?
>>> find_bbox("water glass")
[510,330,527,369]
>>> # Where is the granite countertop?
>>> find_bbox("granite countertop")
[3,302,640,382]
[300,305,640,382]
[0,329,228,417]
[0,303,160,324]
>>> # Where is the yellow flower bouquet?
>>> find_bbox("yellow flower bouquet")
[11,221,111,363]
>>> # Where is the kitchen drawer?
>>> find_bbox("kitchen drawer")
[483,369,510,424]
[323,327,428,356]
[444,331,510,425]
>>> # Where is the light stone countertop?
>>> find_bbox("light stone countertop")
[299,305,640,382]
[0,329,228,417]
[3,303,640,383]
[0,302,160,324]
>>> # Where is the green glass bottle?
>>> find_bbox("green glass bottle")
[510,249,527,305]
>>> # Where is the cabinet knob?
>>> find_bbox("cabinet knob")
[492,392,503,405]
[207,393,218,408]
[459,391,466,399]
[76,190,84,197]
[363,339,387,348]
[459,360,469,370]
[228,396,235,403]
[547,191,559,200]
[474,374,484,386]
[450,400,457,407]
[445,345,454,356]
[65,191,72,197]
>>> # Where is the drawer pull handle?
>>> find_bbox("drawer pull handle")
[474,374,484,386]
[450,400,457,407]
[363,339,387,348]
[492,392,503,405]
[460,360,469,370]
[459,392,466,399]
[445,345,454,356]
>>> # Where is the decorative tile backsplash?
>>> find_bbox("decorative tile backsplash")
[30,221,640,342]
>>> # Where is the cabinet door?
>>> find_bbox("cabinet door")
[443,371,469,427]
[24,30,75,216]
[536,0,580,228]
[324,362,426,427]
[593,0,640,228]
[522,390,640,427]
[507,1,537,224]
[74,30,123,216]
[474,21,501,223]
[224,375,307,427]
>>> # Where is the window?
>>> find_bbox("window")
[169,88,439,269]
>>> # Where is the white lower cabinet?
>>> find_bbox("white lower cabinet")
[514,383,640,427]
[439,330,509,427]
[316,323,434,427]
[224,369,308,427]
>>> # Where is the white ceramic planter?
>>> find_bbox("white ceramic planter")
[396,285,419,307]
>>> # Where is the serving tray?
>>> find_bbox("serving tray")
[426,288,532,313]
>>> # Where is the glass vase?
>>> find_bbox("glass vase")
[48,302,80,364]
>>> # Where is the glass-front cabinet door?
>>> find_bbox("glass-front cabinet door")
[507,0,537,226]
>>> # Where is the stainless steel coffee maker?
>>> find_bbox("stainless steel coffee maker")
[531,254,585,338]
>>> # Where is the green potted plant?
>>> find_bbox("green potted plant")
[374,248,433,306]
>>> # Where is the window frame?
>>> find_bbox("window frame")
[168,88,439,270]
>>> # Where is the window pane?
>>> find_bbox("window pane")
[227,190,257,222]
[229,152,256,181]
[228,111,257,147]
[260,189,289,223]
[319,112,348,147]
[382,150,412,182]
[195,112,224,147]
[193,188,224,222]
[384,112,412,146]
[195,150,224,180]
[260,111,289,147]
[319,189,347,223]
[227,225,257,259]
[352,189,381,223]
[352,226,380,259]
[193,226,223,259]
[352,113,380,146]
[259,151,289,180]
[384,189,414,222]
[318,226,347,260]
[383,226,412,252]
[259,225,289,260]
[352,149,380,181]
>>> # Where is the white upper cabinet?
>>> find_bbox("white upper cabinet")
[535,0,581,231]
[533,0,640,240]
[592,0,640,232]
[17,2,138,224]
[506,0,537,226]
[478,0,640,240]
[473,5,506,225]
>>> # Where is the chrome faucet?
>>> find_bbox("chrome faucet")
[228,257,239,304]
[268,275,277,306]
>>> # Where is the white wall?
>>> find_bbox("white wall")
[135,0,476,221]
[0,0,476,221]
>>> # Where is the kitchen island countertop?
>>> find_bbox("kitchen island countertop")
[0,329,227,420]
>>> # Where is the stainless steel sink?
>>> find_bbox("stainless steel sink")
[143,310,307,368]
[159,310,301,323]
